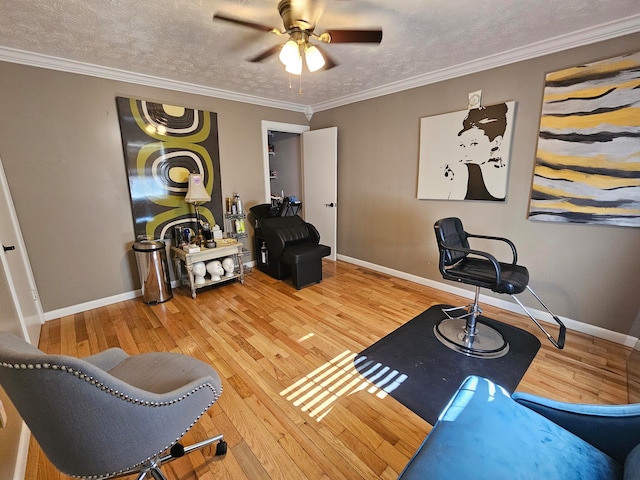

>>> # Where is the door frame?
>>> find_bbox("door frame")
[261,121,310,203]
[0,155,43,480]
[0,156,44,345]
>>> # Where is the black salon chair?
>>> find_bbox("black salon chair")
[256,215,330,289]
[433,217,565,358]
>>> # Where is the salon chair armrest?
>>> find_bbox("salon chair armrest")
[439,241,503,287]
[466,232,518,264]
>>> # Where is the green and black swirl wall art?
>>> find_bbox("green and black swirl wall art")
[116,97,223,240]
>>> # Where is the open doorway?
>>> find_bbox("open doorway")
[260,121,337,261]
[268,130,303,215]
[261,121,309,209]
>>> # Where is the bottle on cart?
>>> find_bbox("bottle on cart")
[261,242,268,265]
[233,192,243,215]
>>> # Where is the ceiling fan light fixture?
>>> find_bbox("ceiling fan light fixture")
[213,1,385,80]
[305,44,325,72]
[285,54,303,75]
[279,40,299,66]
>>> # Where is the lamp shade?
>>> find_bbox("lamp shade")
[285,55,303,75]
[305,44,325,72]
[279,40,299,66]
[184,173,210,204]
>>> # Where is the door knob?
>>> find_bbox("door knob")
[3,245,15,252]
[325,202,335,207]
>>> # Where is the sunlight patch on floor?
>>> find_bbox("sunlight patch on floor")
[280,349,407,421]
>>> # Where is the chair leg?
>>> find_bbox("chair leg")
[130,435,226,480]
[149,468,168,480]
[434,287,510,359]
[136,465,167,480]
[511,286,566,349]
[155,434,227,469]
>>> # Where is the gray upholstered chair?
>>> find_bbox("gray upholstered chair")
[0,333,226,480]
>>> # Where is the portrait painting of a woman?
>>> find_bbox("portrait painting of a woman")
[417,101,516,201]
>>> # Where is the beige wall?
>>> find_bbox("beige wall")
[311,33,640,336]
[1,33,639,336]
[0,63,307,311]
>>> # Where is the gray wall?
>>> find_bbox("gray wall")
[1,33,639,336]
[311,32,640,336]
[0,63,306,311]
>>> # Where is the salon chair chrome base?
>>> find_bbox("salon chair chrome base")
[434,288,509,359]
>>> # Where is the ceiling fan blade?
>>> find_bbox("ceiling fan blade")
[321,29,383,44]
[213,13,280,33]
[314,45,338,71]
[248,44,282,63]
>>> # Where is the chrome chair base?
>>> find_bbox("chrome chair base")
[434,317,509,359]
[433,289,510,359]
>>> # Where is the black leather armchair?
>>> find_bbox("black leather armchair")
[433,217,566,358]
[254,215,330,289]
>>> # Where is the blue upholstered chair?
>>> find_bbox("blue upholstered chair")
[0,333,227,480]
[399,375,640,479]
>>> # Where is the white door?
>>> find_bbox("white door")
[302,127,337,261]
[0,156,43,345]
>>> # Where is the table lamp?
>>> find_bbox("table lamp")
[185,173,211,246]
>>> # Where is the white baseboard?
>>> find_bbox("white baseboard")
[42,261,259,322]
[43,257,636,347]
[43,290,141,322]
[337,254,638,347]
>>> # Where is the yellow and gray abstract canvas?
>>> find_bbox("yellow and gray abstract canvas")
[528,51,640,227]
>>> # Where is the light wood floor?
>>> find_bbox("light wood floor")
[26,260,631,480]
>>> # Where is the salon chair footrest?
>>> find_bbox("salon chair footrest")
[281,243,331,289]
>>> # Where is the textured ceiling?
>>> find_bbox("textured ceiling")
[1,0,640,110]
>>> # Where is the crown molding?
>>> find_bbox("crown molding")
[1,14,639,116]
[310,14,640,112]
[0,47,308,114]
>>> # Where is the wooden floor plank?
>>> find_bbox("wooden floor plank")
[24,260,631,479]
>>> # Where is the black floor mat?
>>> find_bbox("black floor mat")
[354,304,541,425]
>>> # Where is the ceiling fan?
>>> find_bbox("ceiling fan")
[213,0,383,75]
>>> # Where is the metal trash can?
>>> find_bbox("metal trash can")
[132,240,173,304]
